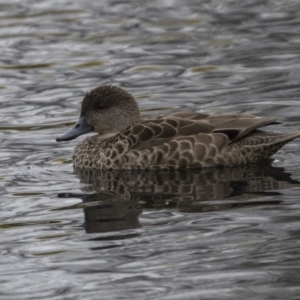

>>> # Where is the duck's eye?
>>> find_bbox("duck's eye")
[97,105,106,111]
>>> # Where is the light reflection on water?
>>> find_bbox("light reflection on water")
[1,0,300,299]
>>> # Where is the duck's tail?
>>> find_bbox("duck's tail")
[232,130,300,162]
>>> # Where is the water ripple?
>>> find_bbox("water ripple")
[1,0,300,299]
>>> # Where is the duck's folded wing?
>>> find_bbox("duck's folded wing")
[120,113,279,151]
[121,116,215,150]
[170,112,278,142]
[205,114,278,142]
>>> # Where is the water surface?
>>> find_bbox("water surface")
[1,0,300,299]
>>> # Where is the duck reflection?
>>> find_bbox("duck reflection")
[58,163,299,233]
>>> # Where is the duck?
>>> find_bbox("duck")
[56,85,300,170]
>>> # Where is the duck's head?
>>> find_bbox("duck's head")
[56,85,141,142]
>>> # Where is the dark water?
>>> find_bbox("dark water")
[1,0,300,299]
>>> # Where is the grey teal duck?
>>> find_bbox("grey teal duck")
[56,85,300,169]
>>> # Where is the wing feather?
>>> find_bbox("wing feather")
[118,113,280,154]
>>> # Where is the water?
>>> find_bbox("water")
[1,0,300,299]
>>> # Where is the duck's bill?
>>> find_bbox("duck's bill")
[56,116,94,142]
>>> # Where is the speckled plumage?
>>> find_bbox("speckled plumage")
[57,85,300,170]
